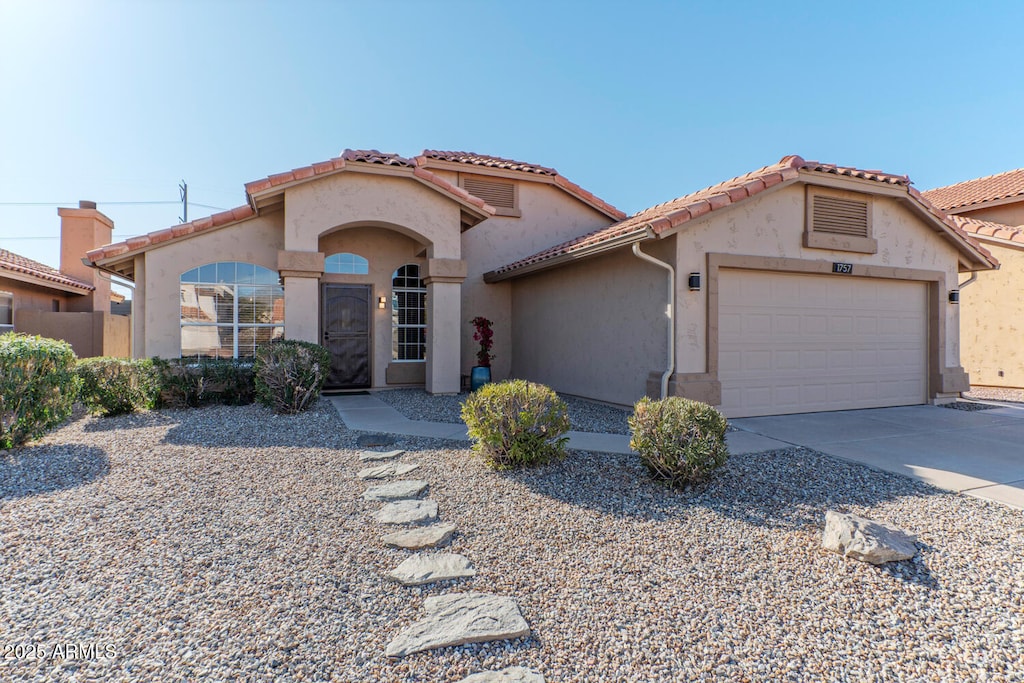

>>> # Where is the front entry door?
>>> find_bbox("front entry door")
[322,284,371,388]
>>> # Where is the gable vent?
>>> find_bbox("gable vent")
[463,177,516,209]
[812,195,869,237]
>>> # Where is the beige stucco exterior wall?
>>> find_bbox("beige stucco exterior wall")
[141,213,284,358]
[668,181,966,401]
[3,278,82,321]
[510,240,672,406]
[16,310,129,358]
[960,240,1024,388]
[451,175,614,380]
[318,226,425,388]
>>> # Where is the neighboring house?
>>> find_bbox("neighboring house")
[923,169,1024,389]
[1,201,129,358]
[85,151,994,417]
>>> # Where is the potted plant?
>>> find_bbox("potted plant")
[470,316,494,391]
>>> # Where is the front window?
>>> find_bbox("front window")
[392,264,426,361]
[179,262,284,359]
[0,291,12,332]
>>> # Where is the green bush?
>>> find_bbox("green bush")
[628,396,729,488]
[253,340,331,414]
[151,357,256,408]
[0,333,79,448]
[460,380,570,470]
[75,357,159,417]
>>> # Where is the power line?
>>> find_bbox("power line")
[0,200,182,206]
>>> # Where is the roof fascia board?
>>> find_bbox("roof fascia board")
[892,196,996,270]
[966,233,1024,252]
[0,269,91,294]
[420,159,544,181]
[798,171,907,197]
[91,212,263,266]
[483,229,651,283]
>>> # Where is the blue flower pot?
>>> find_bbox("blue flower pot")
[470,366,491,391]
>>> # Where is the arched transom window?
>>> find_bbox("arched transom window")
[180,262,284,359]
[324,252,369,275]
[392,264,426,361]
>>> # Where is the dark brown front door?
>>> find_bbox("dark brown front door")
[322,284,371,388]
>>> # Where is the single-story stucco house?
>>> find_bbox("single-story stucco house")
[923,169,1024,389]
[85,150,996,417]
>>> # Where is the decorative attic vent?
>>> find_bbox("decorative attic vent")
[463,176,516,210]
[812,194,870,237]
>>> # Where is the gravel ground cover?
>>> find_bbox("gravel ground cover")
[376,388,633,435]
[964,387,1024,405]
[2,401,1023,682]
[940,401,999,412]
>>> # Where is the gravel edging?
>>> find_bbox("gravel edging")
[1,401,1022,681]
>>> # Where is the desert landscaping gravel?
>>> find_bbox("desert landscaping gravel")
[964,387,1024,405]
[1,400,1022,681]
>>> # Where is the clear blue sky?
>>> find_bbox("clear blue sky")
[2,0,1023,272]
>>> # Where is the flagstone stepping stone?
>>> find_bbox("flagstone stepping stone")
[372,499,438,525]
[362,479,428,502]
[358,462,420,480]
[385,592,530,658]
[358,449,405,462]
[382,523,456,550]
[388,552,476,586]
[457,667,546,683]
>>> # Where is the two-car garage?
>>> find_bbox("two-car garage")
[717,269,928,418]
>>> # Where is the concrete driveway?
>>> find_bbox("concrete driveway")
[729,403,1024,509]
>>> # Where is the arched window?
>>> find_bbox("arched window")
[324,252,369,275]
[180,262,284,359]
[392,264,426,361]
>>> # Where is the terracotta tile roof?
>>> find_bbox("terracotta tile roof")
[419,150,558,176]
[922,168,1024,211]
[0,248,93,292]
[487,155,993,281]
[86,205,255,262]
[417,150,626,220]
[950,215,1024,245]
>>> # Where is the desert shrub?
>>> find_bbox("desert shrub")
[151,357,256,408]
[76,357,159,417]
[0,333,79,448]
[628,396,729,488]
[460,379,570,470]
[253,340,331,414]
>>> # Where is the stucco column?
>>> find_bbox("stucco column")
[424,259,467,394]
[279,250,325,344]
[133,255,146,358]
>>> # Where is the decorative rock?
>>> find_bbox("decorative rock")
[457,667,546,683]
[357,462,419,480]
[385,592,530,658]
[822,511,917,565]
[388,552,476,586]
[358,449,405,462]
[362,479,428,501]
[382,523,456,550]
[372,499,438,525]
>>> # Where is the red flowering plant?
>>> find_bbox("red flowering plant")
[471,316,494,368]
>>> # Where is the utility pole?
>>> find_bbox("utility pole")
[179,180,188,223]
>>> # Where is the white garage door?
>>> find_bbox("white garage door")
[719,270,927,418]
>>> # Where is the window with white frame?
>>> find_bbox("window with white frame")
[179,262,284,359]
[392,264,426,361]
[324,252,369,275]
[0,291,12,332]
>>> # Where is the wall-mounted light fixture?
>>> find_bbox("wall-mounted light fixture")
[688,273,701,291]
[378,296,387,309]
[948,290,959,304]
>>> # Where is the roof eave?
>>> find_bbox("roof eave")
[483,228,652,283]
[0,268,93,294]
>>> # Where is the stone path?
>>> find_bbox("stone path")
[353,447,540,678]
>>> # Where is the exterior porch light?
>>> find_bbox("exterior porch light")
[948,290,959,304]
[378,296,387,309]
[688,273,701,291]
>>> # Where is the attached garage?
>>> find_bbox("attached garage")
[718,269,927,417]
[488,155,997,418]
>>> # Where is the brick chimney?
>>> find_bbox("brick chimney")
[58,200,113,313]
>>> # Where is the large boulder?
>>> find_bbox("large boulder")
[822,511,917,565]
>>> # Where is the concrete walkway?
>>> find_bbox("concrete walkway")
[330,395,1024,509]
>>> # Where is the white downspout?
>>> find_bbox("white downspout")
[957,271,978,290]
[632,242,675,399]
